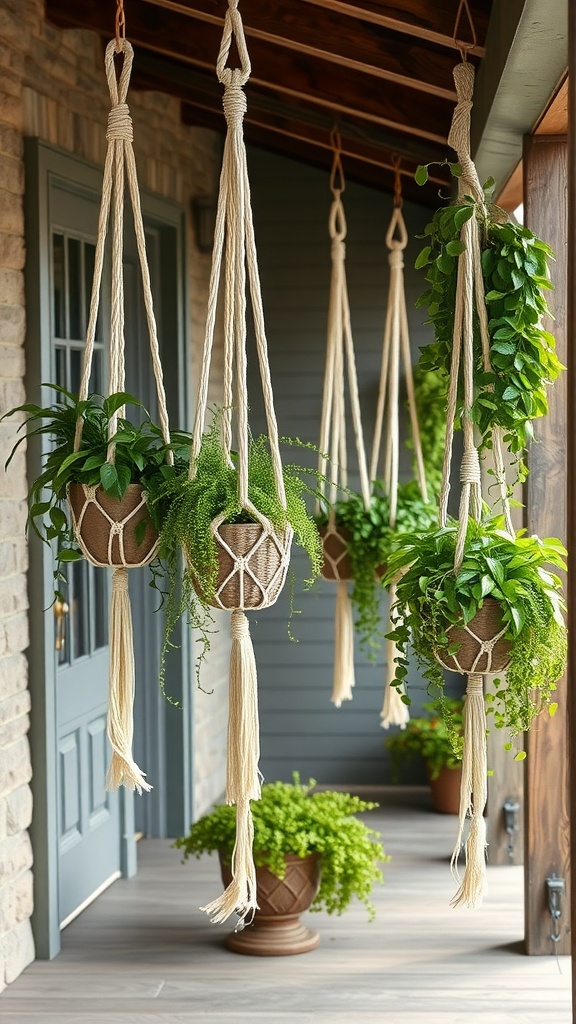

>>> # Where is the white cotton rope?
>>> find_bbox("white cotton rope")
[190,0,291,925]
[317,149,371,709]
[70,39,175,794]
[372,202,427,729]
[438,60,514,908]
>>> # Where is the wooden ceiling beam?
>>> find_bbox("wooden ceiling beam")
[139,0,459,101]
[182,104,441,204]
[45,0,452,145]
[130,50,450,173]
[300,0,488,55]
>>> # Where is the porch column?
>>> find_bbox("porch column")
[523,133,570,955]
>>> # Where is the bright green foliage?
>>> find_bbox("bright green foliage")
[317,481,437,657]
[148,416,324,693]
[386,698,464,781]
[2,385,187,576]
[175,774,388,919]
[384,517,567,742]
[415,193,562,465]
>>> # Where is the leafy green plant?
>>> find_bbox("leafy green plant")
[316,480,437,656]
[386,698,464,781]
[408,365,448,492]
[3,385,188,572]
[385,516,566,744]
[414,174,562,470]
[148,415,324,690]
[175,773,387,919]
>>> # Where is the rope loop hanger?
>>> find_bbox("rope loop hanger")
[68,12,176,796]
[435,1,513,911]
[316,135,371,708]
[191,0,292,929]
[371,160,427,730]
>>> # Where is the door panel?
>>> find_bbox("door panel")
[50,179,122,925]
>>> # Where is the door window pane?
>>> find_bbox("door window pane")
[53,233,65,339]
[67,237,82,340]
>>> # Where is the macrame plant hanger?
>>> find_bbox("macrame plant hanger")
[370,160,428,731]
[317,137,371,708]
[190,0,293,926]
[439,0,514,907]
[71,25,173,794]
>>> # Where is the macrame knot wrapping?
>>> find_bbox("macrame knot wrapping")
[114,565,129,591]
[106,102,133,142]
[331,237,346,260]
[460,446,481,484]
[388,249,404,270]
[230,608,250,641]
[222,80,247,129]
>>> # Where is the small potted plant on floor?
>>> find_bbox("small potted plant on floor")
[316,479,437,656]
[384,516,567,743]
[175,773,387,956]
[386,698,464,814]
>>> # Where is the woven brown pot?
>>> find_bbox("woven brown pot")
[319,524,353,581]
[68,482,159,568]
[194,523,291,610]
[436,598,512,674]
[428,765,462,815]
[220,853,321,956]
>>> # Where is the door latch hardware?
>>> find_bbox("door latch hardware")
[546,875,565,945]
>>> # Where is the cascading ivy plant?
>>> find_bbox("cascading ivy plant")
[174,773,387,920]
[414,166,562,477]
[147,414,325,692]
[384,516,567,749]
[316,479,437,658]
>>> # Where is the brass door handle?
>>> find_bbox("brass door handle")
[54,599,69,652]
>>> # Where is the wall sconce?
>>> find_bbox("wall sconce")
[191,196,218,254]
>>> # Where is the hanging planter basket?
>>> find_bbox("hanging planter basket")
[435,598,512,675]
[68,482,159,568]
[190,522,292,611]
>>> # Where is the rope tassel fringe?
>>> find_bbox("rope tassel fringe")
[450,673,487,908]
[201,610,261,925]
[106,567,151,793]
[331,580,355,707]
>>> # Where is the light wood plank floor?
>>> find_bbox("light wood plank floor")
[1,787,572,1024]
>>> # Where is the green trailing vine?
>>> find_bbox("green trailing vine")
[147,414,325,694]
[384,516,566,748]
[174,773,387,919]
[316,480,437,658]
[408,366,448,493]
[414,170,562,471]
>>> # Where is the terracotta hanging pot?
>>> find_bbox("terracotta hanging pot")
[319,524,353,581]
[191,522,292,611]
[435,597,512,674]
[68,481,159,568]
[220,852,321,956]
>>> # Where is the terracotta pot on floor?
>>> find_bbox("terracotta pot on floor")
[428,765,462,815]
[219,853,321,956]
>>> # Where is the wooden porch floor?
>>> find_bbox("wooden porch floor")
[1,787,572,1024]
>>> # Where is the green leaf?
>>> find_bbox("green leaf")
[58,549,84,563]
[415,246,432,270]
[49,507,67,531]
[513,751,527,762]
[549,703,559,717]
[446,240,466,256]
[454,206,473,229]
[449,162,462,177]
[415,165,428,186]
[99,462,119,493]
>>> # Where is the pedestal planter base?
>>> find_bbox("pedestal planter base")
[224,918,320,956]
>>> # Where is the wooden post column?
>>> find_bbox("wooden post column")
[523,133,570,956]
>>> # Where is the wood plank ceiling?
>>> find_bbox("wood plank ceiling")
[46,0,494,204]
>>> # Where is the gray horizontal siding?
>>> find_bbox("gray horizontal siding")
[246,148,444,786]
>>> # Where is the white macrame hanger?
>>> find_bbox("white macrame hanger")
[71,35,174,795]
[190,0,292,927]
[317,135,371,708]
[439,37,514,909]
[370,160,429,731]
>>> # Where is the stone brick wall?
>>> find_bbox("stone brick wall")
[0,0,229,988]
